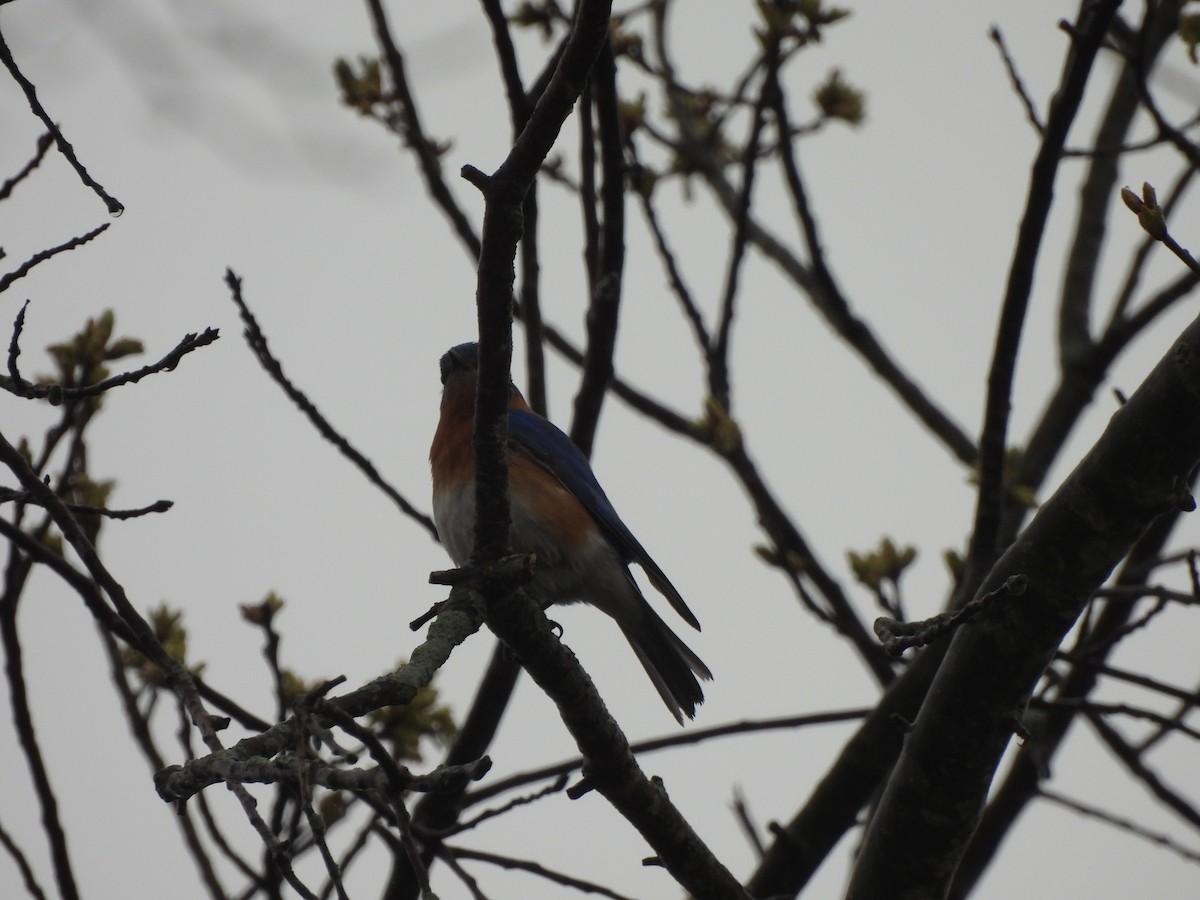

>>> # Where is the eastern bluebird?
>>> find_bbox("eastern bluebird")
[429,342,711,721]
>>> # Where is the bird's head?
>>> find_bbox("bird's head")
[439,342,479,386]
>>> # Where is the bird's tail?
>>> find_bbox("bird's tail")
[620,607,713,723]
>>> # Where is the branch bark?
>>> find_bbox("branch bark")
[847,304,1200,897]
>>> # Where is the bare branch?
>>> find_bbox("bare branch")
[3,301,218,402]
[364,0,479,259]
[0,488,172,520]
[444,845,638,900]
[0,27,123,215]
[708,39,776,410]
[963,0,1122,587]
[989,26,1044,134]
[154,580,488,802]
[466,706,871,808]
[0,131,53,202]
[224,269,438,539]
[1087,713,1200,830]
[874,575,1028,657]
[571,41,626,457]
[0,224,109,295]
[0,815,47,900]
[1039,788,1200,865]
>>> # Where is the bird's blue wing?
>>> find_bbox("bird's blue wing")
[507,408,700,630]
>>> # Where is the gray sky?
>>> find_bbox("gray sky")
[2,1,1199,898]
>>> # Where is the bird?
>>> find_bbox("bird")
[429,342,711,721]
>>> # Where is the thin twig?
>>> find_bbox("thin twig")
[0,131,54,202]
[432,847,489,900]
[224,269,437,539]
[154,580,488,803]
[709,40,777,410]
[480,0,534,132]
[632,157,710,348]
[431,776,569,838]
[0,816,48,900]
[1087,712,1200,829]
[966,0,1116,583]
[650,6,978,467]
[1039,788,1200,865]
[0,424,225,760]
[365,0,479,258]
[873,575,1028,657]
[0,517,137,647]
[0,28,123,215]
[0,488,172,520]
[3,300,218,402]
[571,40,625,457]
[465,706,871,806]
[989,26,1043,134]
[0,564,81,900]
[444,845,638,900]
[1033,697,1200,742]
[1055,653,1199,705]
[732,788,766,859]
[97,631,231,900]
[0,224,109,294]
[319,815,379,900]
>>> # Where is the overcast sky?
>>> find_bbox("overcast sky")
[2,2,1199,898]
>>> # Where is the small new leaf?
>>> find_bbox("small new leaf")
[1179,13,1200,64]
[695,396,743,455]
[240,591,285,626]
[848,537,917,591]
[120,604,204,687]
[509,0,565,42]
[369,678,457,762]
[618,94,648,138]
[814,69,865,126]
[967,446,1038,511]
[41,310,144,395]
[105,338,145,361]
[334,56,385,116]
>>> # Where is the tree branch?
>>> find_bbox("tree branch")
[850,291,1200,896]
[0,26,122,215]
[225,270,437,539]
[0,225,110,295]
[571,40,625,456]
[964,2,1122,587]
